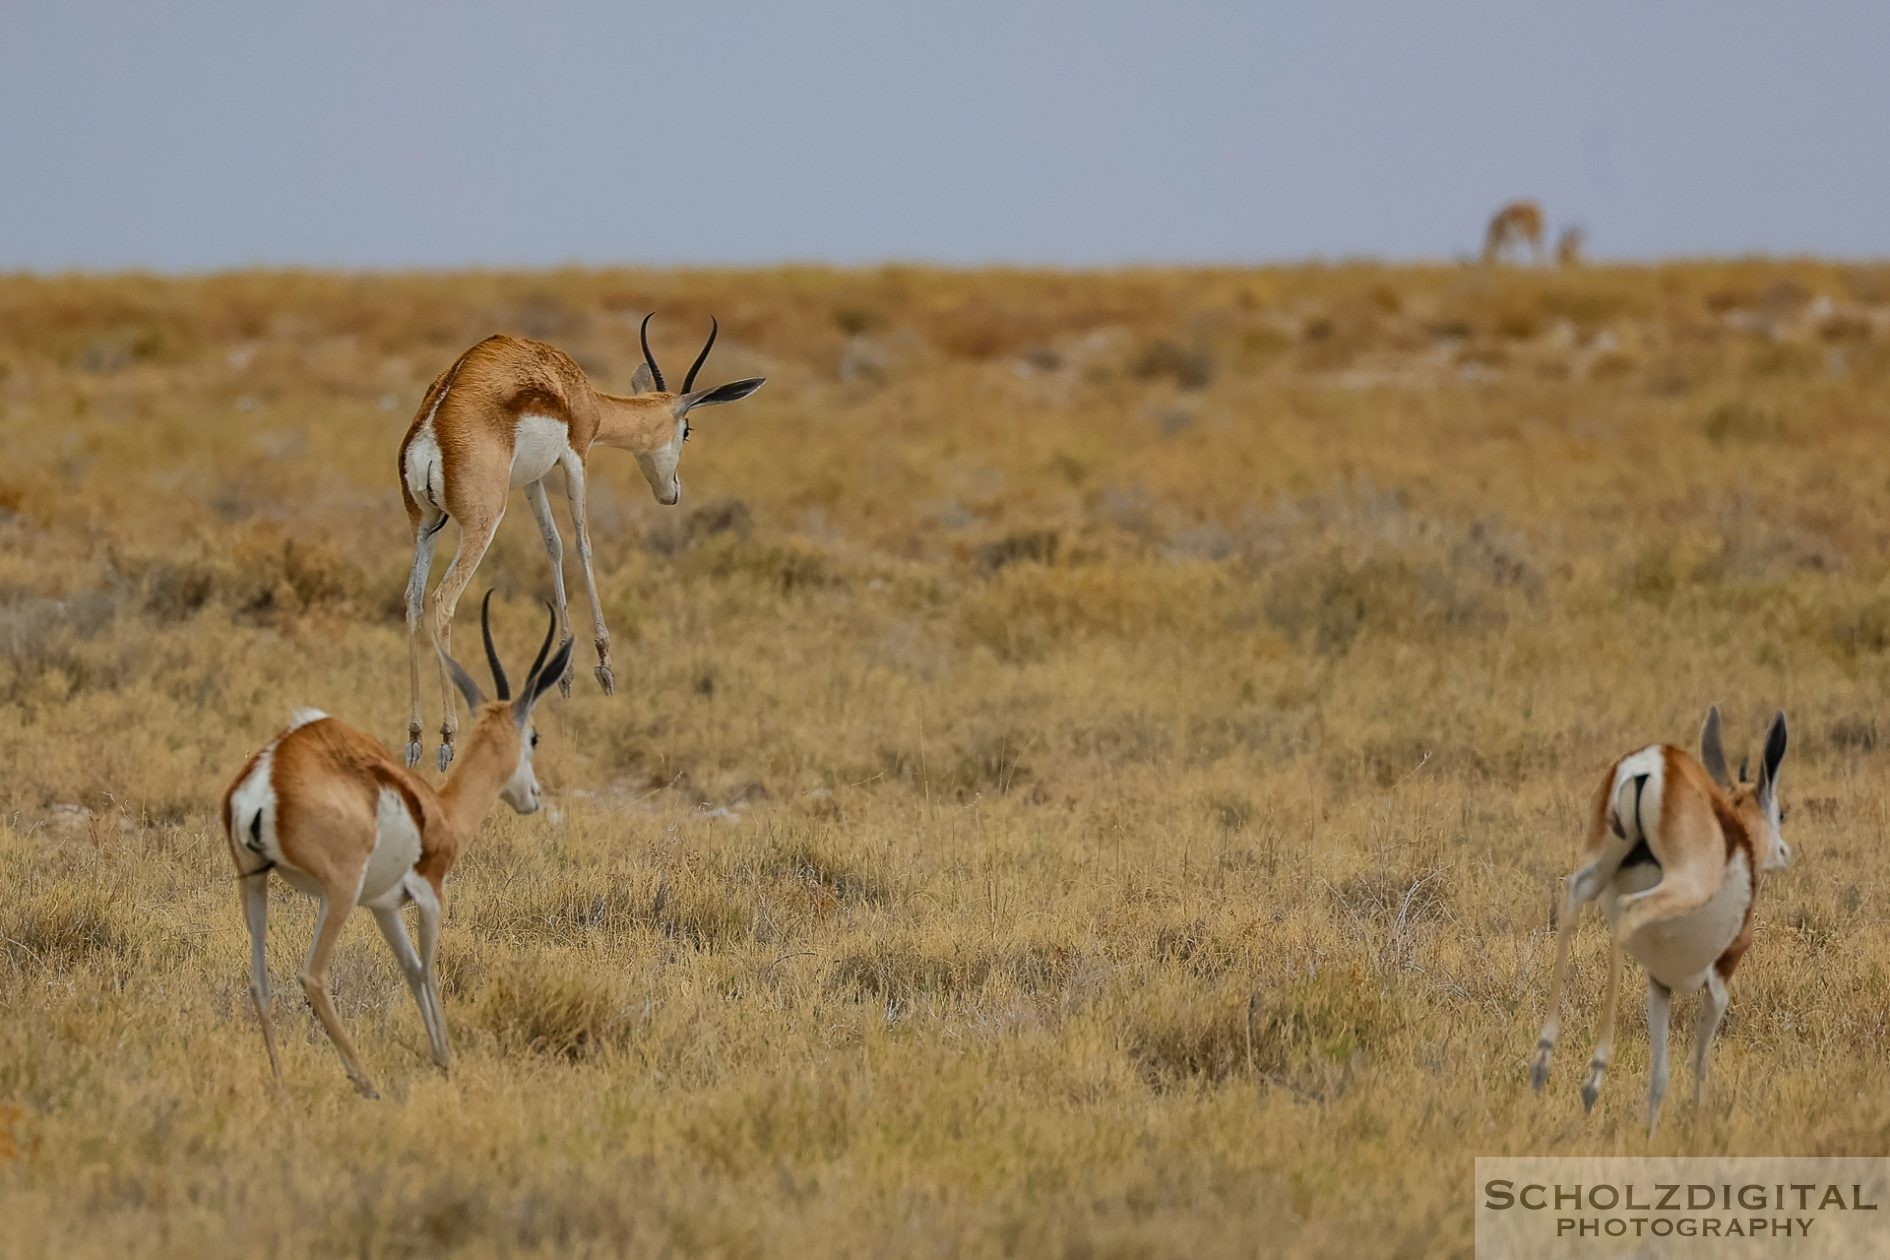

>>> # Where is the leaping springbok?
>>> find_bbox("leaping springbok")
[222,594,573,1098]
[1530,707,1792,1133]
[1482,199,1545,265]
[398,316,764,769]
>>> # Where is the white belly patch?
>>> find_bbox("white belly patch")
[510,415,570,487]
[1605,851,1752,991]
[359,788,424,908]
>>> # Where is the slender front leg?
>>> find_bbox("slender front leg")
[561,456,614,695]
[1691,969,1730,1112]
[428,505,502,771]
[1646,979,1672,1136]
[405,514,443,767]
[524,479,576,697]
[1580,939,1624,1112]
[298,883,377,1099]
[241,874,284,1090]
[372,904,448,1070]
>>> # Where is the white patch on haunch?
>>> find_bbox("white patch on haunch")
[359,788,424,909]
[404,424,444,510]
[287,707,328,731]
[510,414,572,487]
[228,744,279,868]
[1609,746,1665,841]
[1604,850,1752,992]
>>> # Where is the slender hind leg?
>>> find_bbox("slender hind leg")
[299,875,376,1099]
[1691,969,1730,1113]
[1580,939,1624,1112]
[405,513,444,767]
[525,479,576,697]
[1645,979,1672,1135]
[241,874,284,1089]
[1531,840,1630,1089]
[561,455,614,695]
[428,504,502,770]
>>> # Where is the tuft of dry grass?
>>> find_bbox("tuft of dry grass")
[2,263,1890,1257]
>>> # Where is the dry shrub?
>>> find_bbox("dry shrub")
[1129,340,1216,390]
[760,837,887,906]
[1126,970,1396,1091]
[472,955,638,1061]
[1,886,133,973]
[828,938,1080,1005]
[1702,399,1784,444]
[958,561,1219,661]
[133,531,366,623]
[644,497,753,557]
[1260,546,1498,656]
[650,878,751,950]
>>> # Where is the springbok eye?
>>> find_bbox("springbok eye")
[681,422,691,443]
[530,731,540,748]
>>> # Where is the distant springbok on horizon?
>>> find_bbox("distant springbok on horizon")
[224,594,573,1098]
[1555,225,1586,268]
[1530,707,1792,1134]
[1482,200,1545,265]
[398,316,765,769]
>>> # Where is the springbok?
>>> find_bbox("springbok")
[1555,225,1586,268]
[222,594,573,1098]
[1482,200,1545,265]
[398,315,764,769]
[1530,707,1791,1134]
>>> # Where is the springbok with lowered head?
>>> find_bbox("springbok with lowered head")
[222,594,573,1098]
[1530,707,1791,1133]
[398,316,764,768]
[1483,199,1545,265]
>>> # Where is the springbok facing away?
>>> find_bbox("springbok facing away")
[1530,707,1791,1134]
[1482,200,1545,265]
[1555,225,1586,268]
[222,594,573,1098]
[398,316,764,769]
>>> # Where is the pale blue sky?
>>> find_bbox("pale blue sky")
[4,2,1887,270]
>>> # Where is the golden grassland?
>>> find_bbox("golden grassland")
[2,261,1890,1257]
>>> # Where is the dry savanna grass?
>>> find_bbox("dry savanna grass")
[2,262,1890,1256]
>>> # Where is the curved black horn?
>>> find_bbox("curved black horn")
[681,316,718,395]
[639,313,666,392]
[481,589,511,701]
[520,600,559,697]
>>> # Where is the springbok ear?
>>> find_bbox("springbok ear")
[1700,705,1731,789]
[677,377,765,417]
[630,363,656,395]
[1759,709,1789,795]
[441,649,485,715]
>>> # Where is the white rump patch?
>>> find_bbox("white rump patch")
[287,707,328,731]
[1609,746,1665,843]
[404,425,444,511]
[510,414,571,487]
[228,745,280,868]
